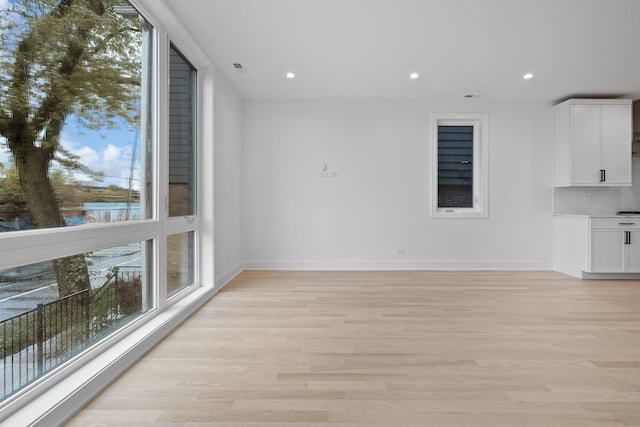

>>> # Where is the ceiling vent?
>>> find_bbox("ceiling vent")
[233,63,246,74]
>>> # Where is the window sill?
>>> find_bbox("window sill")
[432,209,488,218]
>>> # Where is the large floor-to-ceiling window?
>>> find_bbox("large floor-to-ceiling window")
[0,0,205,414]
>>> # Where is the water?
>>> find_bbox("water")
[81,201,143,224]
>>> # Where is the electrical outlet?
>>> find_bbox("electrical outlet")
[395,247,406,255]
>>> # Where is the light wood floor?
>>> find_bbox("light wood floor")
[66,270,640,426]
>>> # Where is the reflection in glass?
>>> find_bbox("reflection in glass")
[0,241,152,401]
[167,232,195,296]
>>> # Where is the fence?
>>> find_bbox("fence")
[0,271,142,401]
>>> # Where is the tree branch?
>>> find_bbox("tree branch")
[31,0,107,146]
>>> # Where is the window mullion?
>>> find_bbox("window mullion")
[155,30,170,309]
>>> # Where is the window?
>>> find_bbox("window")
[168,45,196,217]
[0,0,202,406]
[431,114,488,218]
[166,44,197,298]
[1,241,152,400]
[167,231,195,297]
[0,0,156,402]
[0,2,153,231]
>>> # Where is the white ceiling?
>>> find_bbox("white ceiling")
[166,0,640,103]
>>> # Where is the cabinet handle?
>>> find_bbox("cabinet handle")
[600,169,606,182]
[619,222,635,226]
[625,231,631,245]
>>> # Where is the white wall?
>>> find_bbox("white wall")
[244,100,554,269]
[213,69,244,286]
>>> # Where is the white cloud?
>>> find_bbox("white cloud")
[0,135,140,190]
[60,138,139,189]
[103,144,121,162]
[75,145,100,165]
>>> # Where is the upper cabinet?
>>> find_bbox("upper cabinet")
[554,99,632,187]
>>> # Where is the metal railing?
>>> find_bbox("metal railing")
[0,271,142,400]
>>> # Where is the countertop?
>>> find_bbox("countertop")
[553,213,640,218]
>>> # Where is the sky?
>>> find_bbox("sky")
[60,118,142,190]
[0,120,142,191]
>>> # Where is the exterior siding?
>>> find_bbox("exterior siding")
[437,125,473,208]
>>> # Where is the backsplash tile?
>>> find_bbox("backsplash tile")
[553,158,640,215]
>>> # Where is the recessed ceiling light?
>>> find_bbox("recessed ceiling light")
[286,72,295,79]
[523,73,534,80]
[409,72,419,79]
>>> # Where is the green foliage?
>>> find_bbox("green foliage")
[0,310,38,359]
[0,0,144,140]
[0,160,30,221]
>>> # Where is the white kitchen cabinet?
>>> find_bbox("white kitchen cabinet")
[554,216,640,278]
[554,99,632,187]
[590,229,624,272]
[627,231,640,271]
[590,219,640,272]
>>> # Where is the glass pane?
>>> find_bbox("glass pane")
[167,232,195,297]
[0,241,152,401]
[438,126,473,208]
[168,45,196,217]
[0,1,153,232]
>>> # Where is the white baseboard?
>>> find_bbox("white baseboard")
[244,259,553,271]
[581,272,640,280]
[215,261,245,290]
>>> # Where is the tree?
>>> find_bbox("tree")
[0,160,31,223]
[0,0,144,296]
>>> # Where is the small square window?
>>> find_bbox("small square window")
[431,114,488,218]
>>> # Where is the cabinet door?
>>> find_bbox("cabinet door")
[601,104,632,185]
[626,231,640,272]
[590,230,624,272]
[571,105,601,184]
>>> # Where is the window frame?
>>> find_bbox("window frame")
[161,37,201,305]
[431,113,489,218]
[0,0,214,421]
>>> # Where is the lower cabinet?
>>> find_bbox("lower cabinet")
[590,229,640,272]
[590,229,625,272]
[628,232,640,271]
[554,216,640,278]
